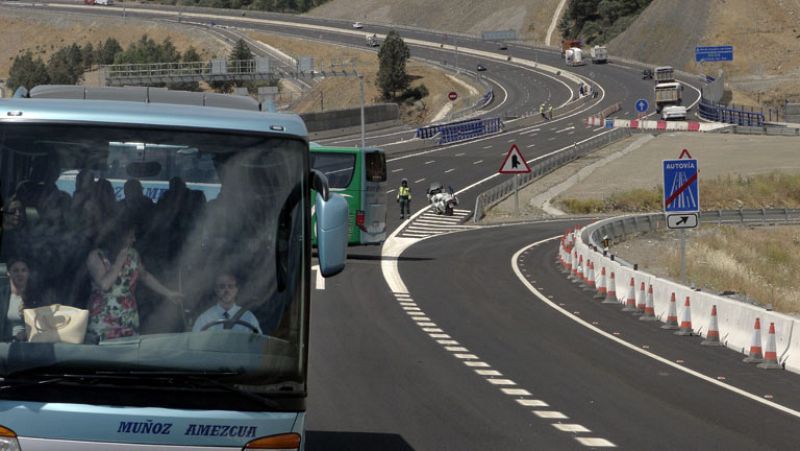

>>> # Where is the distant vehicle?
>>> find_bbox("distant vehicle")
[655,81,683,112]
[590,45,608,64]
[85,0,112,4]
[642,68,654,80]
[476,63,487,72]
[352,22,364,29]
[497,43,508,51]
[564,47,584,66]
[654,66,675,83]
[366,33,379,47]
[661,105,687,120]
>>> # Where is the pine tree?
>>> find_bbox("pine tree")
[7,51,50,92]
[377,30,410,100]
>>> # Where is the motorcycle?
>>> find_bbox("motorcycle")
[642,68,653,80]
[426,182,459,216]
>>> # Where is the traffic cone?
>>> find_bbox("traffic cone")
[622,277,637,312]
[661,292,679,330]
[701,305,723,346]
[639,284,656,321]
[594,267,607,299]
[743,318,763,363]
[633,281,646,316]
[757,323,782,370]
[563,247,573,274]
[585,260,595,291]
[674,296,693,336]
[602,272,618,304]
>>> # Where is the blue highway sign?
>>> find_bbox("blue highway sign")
[635,99,649,113]
[695,45,733,62]
[663,159,699,213]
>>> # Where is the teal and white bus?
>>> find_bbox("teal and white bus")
[310,143,387,245]
[0,86,348,450]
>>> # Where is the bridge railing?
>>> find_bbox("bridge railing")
[698,97,766,126]
[473,127,632,222]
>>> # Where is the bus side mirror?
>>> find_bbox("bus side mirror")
[312,170,347,277]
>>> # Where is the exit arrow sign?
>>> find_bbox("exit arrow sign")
[667,213,698,229]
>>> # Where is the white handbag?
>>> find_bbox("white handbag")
[23,304,89,344]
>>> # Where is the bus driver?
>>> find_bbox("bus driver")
[192,272,262,334]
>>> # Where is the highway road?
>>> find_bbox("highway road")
[6,4,787,450]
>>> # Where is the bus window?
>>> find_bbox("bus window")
[309,152,355,188]
[365,150,387,182]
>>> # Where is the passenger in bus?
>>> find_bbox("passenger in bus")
[0,257,37,342]
[119,179,154,219]
[1,196,32,262]
[192,272,262,334]
[86,213,184,341]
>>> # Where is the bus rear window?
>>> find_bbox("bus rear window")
[310,153,355,189]
[365,151,386,182]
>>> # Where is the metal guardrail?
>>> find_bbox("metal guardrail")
[473,127,633,222]
[698,97,767,126]
[582,209,800,267]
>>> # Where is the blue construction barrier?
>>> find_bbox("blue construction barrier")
[699,98,764,126]
[416,118,482,139]
[437,117,503,144]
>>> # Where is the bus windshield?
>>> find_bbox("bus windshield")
[0,122,308,392]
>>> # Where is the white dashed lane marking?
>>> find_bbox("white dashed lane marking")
[391,291,616,448]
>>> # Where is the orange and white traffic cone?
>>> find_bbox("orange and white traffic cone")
[602,271,617,304]
[743,318,763,363]
[586,262,596,290]
[757,323,782,370]
[594,267,607,299]
[622,277,637,312]
[674,296,693,336]
[701,305,723,346]
[661,292,679,330]
[633,281,646,316]
[639,284,656,322]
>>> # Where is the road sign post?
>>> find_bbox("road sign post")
[663,149,699,284]
[635,98,648,120]
[499,144,532,216]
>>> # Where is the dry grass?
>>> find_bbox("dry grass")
[660,226,800,314]
[0,8,227,84]
[247,31,483,124]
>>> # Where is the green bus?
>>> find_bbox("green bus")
[310,143,387,245]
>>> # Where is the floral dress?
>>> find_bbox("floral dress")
[87,248,141,341]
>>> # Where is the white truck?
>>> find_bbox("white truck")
[590,45,608,64]
[565,47,583,66]
[365,33,379,47]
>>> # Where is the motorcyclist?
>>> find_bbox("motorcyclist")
[427,183,458,215]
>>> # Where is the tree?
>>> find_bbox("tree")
[7,51,50,92]
[377,30,410,100]
[211,39,254,93]
[47,44,85,85]
[168,46,202,91]
[96,38,123,65]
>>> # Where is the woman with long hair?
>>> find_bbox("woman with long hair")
[0,257,34,342]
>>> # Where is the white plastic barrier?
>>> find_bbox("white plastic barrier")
[567,228,800,373]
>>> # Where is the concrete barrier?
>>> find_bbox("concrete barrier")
[301,103,399,132]
[570,219,800,373]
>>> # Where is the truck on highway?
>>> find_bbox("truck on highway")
[655,81,683,112]
[590,45,608,64]
[654,66,675,83]
[564,47,584,66]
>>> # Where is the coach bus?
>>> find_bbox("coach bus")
[0,85,347,450]
[309,143,387,245]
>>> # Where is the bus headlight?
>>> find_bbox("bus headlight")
[243,432,301,450]
[0,426,21,451]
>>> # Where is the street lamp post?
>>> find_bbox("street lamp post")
[359,73,366,149]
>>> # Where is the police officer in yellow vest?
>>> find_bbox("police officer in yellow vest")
[397,178,411,219]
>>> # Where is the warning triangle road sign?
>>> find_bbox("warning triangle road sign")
[499,144,531,174]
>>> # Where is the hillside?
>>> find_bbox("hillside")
[310,0,800,107]
[307,0,562,43]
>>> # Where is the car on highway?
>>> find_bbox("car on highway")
[476,63,487,72]
[497,43,508,51]
[352,22,364,29]
[661,105,687,120]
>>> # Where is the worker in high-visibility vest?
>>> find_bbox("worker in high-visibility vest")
[539,103,546,119]
[397,178,411,219]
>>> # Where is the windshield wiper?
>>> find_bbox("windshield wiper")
[0,377,66,393]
